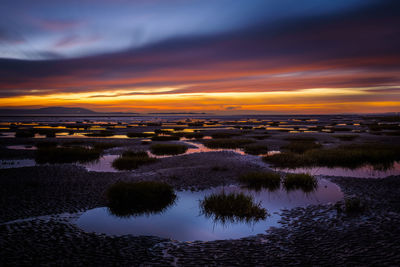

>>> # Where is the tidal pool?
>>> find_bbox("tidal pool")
[76,179,343,241]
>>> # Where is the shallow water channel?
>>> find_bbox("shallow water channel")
[76,179,343,241]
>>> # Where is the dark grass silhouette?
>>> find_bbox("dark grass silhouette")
[112,151,157,170]
[106,181,176,217]
[200,192,267,224]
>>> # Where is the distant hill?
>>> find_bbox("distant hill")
[0,107,98,115]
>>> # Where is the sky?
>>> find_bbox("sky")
[0,0,399,114]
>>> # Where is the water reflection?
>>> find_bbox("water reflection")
[77,179,343,241]
[200,191,268,225]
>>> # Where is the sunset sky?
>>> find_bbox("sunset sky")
[0,0,399,114]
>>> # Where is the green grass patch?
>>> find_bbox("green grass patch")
[239,171,281,191]
[106,181,176,217]
[112,151,157,170]
[203,138,254,149]
[283,173,317,192]
[35,146,101,164]
[243,144,269,155]
[200,192,267,224]
[150,143,188,155]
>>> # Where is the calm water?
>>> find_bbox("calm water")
[76,179,343,241]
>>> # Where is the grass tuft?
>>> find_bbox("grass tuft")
[200,192,267,224]
[112,150,157,170]
[106,181,176,217]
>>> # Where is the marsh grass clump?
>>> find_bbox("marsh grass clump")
[239,171,281,191]
[35,146,101,164]
[305,143,400,169]
[283,173,317,192]
[333,134,359,141]
[85,130,114,137]
[243,144,269,155]
[200,192,267,224]
[264,143,400,169]
[151,135,180,141]
[112,151,156,170]
[150,143,188,155]
[15,130,35,138]
[282,140,322,154]
[106,181,176,217]
[203,138,254,149]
